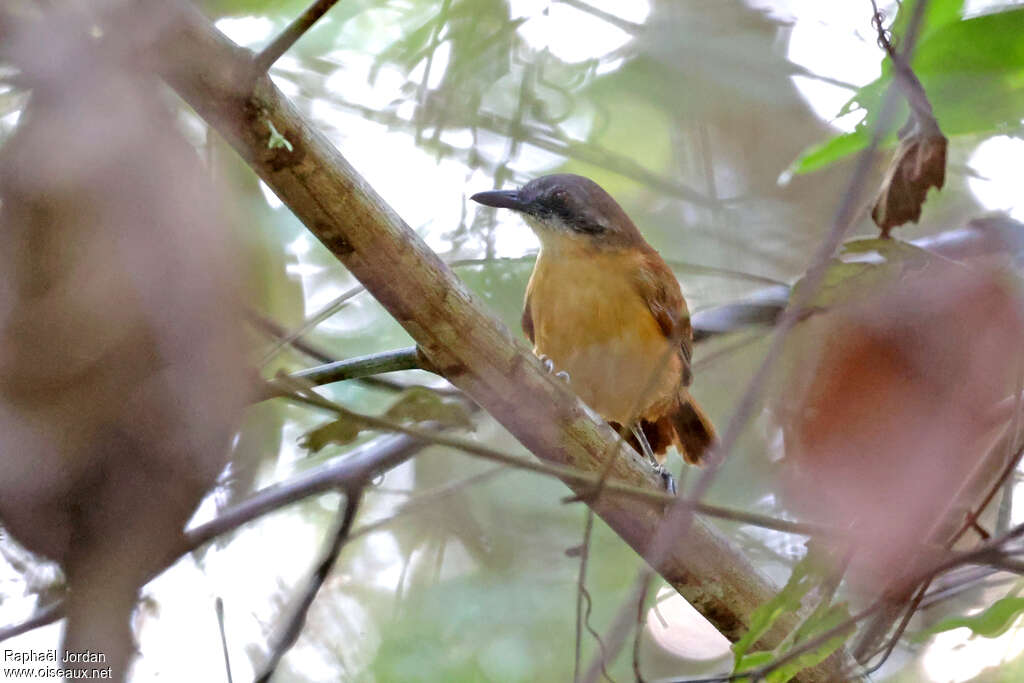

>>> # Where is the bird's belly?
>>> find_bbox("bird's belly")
[533,292,681,424]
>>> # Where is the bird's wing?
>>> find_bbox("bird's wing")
[521,289,535,344]
[633,251,693,384]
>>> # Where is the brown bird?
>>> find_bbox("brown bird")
[472,174,716,479]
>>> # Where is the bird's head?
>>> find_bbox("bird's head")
[471,174,643,250]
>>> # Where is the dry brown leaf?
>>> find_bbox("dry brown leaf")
[870,129,947,237]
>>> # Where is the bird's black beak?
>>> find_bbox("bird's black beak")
[470,189,529,212]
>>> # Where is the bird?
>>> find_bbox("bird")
[471,174,716,481]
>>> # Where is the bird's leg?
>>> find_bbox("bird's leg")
[537,354,570,383]
[631,424,676,495]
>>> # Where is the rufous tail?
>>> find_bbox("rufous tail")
[670,396,717,465]
[614,395,717,465]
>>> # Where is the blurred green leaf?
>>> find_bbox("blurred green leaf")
[789,237,938,308]
[784,128,869,177]
[301,387,470,453]
[385,386,473,429]
[735,651,775,677]
[301,412,366,452]
[916,595,1024,641]
[890,0,965,47]
[733,553,852,683]
[790,7,1024,174]
[732,557,815,672]
[455,258,535,332]
[839,237,935,266]
[764,604,852,683]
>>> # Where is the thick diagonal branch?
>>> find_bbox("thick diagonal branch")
[153,2,833,677]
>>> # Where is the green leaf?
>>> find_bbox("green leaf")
[765,604,853,683]
[783,128,870,179]
[839,238,935,267]
[385,386,474,430]
[300,413,367,452]
[790,7,1024,174]
[790,261,881,310]
[734,650,774,680]
[916,596,1024,641]
[890,0,965,46]
[731,558,815,670]
[789,237,939,309]
[299,387,471,454]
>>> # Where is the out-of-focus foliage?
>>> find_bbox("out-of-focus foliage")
[732,554,850,683]
[917,593,1024,641]
[4,0,1024,680]
[789,237,937,309]
[790,0,1024,174]
[732,556,817,674]
[181,0,1024,679]
[300,387,473,452]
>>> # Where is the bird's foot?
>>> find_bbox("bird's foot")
[630,424,675,494]
[656,466,677,496]
[537,355,571,383]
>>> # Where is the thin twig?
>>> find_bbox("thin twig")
[574,510,605,683]
[0,432,426,643]
[254,0,343,73]
[247,310,428,394]
[259,284,364,367]
[255,485,364,683]
[247,309,334,364]
[632,574,652,683]
[258,347,425,400]
[277,378,850,538]
[214,597,233,683]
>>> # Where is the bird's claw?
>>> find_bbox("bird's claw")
[538,355,569,382]
[657,466,677,496]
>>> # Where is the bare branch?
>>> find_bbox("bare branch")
[255,485,364,682]
[258,347,427,401]
[253,0,343,73]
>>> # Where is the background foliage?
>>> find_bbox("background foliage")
[4,0,1024,681]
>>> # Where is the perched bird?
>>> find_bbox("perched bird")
[471,174,716,476]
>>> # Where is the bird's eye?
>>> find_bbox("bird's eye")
[549,188,569,206]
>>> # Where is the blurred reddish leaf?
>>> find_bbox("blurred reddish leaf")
[777,266,1024,592]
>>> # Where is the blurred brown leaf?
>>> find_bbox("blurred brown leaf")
[0,9,250,679]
